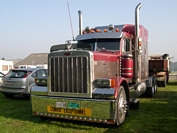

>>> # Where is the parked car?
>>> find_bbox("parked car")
[0,72,5,86]
[0,68,47,98]
[0,72,5,77]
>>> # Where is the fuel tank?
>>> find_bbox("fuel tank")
[121,54,133,78]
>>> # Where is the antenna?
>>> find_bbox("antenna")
[67,2,75,41]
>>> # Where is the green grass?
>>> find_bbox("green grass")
[169,71,177,75]
[0,81,177,133]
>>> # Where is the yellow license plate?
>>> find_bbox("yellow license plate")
[47,106,91,116]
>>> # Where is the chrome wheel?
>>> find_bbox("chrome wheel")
[116,86,127,126]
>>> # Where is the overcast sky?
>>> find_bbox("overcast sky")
[1,0,177,61]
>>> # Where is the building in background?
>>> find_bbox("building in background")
[14,53,48,69]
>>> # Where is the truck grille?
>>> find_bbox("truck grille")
[50,56,88,93]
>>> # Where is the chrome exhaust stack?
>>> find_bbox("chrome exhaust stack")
[134,3,141,83]
[78,10,83,35]
[135,3,141,38]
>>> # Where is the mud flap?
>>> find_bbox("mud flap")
[146,87,154,97]
[130,99,140,109]
[145,76,156,97]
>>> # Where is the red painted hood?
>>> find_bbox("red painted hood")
[92,51,121,62]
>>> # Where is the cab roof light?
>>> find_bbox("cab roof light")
[82,30,85,34]
[115,28,119,32]
[104,29,107,32]
[90,29,95,33]
[96,29,100,33]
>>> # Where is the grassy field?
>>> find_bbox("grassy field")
[0,81,177,133]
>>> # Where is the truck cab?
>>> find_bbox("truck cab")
[30,3,156,126]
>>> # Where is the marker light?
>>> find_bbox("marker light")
[138,38,142,46]
[139,41,142,46]
[90,29,95,33]
[82,31,85,34]
[96,29,100,33]
[64,52,71,56]
[115,28,119,32]
[104,29,107,32]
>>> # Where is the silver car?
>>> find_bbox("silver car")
[0,72,5,86]
[0,68,47,98]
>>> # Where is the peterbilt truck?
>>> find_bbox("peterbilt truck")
[149,53,170,87]
[31,3,157,126]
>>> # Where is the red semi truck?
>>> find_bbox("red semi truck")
[30,3,157,126]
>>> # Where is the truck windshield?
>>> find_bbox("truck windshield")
[77,39,120,51]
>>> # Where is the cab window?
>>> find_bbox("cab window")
[122,38,131,53]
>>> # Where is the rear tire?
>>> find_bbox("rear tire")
[146,87,154,97]
[166,77,169,84]
[161,80,166,87]
[4,94,14,98]
[157,81,161,87]
[116,86,127,126]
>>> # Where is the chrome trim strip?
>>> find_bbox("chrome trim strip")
[92,88,115,95]
[122,68,133,70]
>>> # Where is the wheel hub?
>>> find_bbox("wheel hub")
[118,94,127,118]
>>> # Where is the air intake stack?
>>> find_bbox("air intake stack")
[78,10,83,35]
[134,3,141,83]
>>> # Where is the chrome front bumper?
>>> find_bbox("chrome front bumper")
[31,95,116,124]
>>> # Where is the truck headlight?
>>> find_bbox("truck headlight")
[93,78,115,88]
[35,78,47,86]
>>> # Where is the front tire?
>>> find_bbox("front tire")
[116,86,127,126]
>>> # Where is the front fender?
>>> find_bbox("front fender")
[114,77,128,99]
